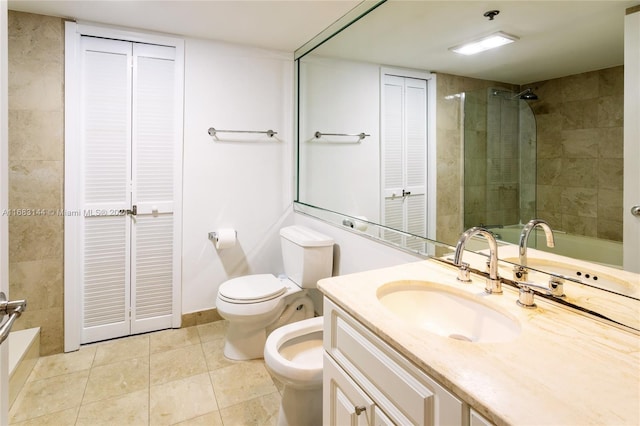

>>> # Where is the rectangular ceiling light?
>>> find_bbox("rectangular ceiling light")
[449,31,519,55]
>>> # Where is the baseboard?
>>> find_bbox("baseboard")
[181,308,223,328]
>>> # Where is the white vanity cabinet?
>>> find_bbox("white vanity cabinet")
[323,297,475,426]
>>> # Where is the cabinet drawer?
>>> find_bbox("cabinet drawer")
[324,298,463,425]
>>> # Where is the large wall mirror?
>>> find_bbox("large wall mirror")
[295,0,640,319]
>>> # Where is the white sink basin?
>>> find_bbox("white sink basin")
[376,280,521,343]
[504,257,638,297]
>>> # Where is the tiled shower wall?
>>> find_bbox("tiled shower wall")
[435,73,517,246]
[8,11,65,355]
[530,66,624,241]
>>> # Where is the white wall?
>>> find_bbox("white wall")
[298,56,380,225]
[180,40,427,316]
[181,38,294,314]
[293,212,424,312]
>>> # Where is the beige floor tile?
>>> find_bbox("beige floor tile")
[219,392,281,426]
[83,356,150,404]
[150,326,201,354]
[9,370,89,423]
[210,361,278,409]
[76,389,149,426]
[149,372,218,426]
[29,345,96,381]
[196,320,227,343]
[93,334,150,367]
[202,338,238,371]
[9,406,79,426]
[172,410,224,426]
[150,344,207,386]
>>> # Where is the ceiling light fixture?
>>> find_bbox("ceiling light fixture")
[449,31,519,56]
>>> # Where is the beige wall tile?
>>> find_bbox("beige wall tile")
[561,129,599,158]
[8,10,65,354]
[8,215,63,263]
[561,214,598,237]
[13,306,63,355]
[9,258,63,311]
[598,127,623,159]
[596,218,623,241]
[534,66,623,241]
[598,158,623,190]
[8,110,64,161]
[598,66,624,96]
[597,95,624,128]
[560,187,598,218]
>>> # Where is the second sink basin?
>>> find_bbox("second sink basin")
[377,280,521,343]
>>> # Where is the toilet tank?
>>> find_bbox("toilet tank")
[280,225,334,288]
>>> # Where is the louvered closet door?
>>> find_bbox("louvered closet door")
[130,43,176,334]
[79,38,177,343]
[381,74,428,250]
[80,37,132,343]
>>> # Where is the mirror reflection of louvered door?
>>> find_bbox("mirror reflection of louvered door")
[79,36,179,344]
[381,74,428,251]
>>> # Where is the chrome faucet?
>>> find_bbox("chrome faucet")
[514,219,555,281]
[453,227,502,294]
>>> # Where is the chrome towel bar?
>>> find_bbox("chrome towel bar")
[314,131,370,140]
[208,127,277,138]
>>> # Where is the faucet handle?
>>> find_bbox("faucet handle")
[548,276,565,297]
[513,264,528,281]
[515,281,550,308]
[456,262,471,282]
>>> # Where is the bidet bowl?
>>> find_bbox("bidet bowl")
[376,280,521,343]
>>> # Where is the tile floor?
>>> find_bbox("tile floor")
[9,321,284,425]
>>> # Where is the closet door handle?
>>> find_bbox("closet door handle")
[128,205,137,216]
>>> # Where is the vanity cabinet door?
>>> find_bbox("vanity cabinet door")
[324,298,464,426]
[324,354,376,426]
[469,409,494,426]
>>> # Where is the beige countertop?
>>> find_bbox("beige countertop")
[318,258,640,425]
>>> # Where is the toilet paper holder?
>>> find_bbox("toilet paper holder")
[208,230,237,241]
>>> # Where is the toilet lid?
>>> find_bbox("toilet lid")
[218,274,287,304]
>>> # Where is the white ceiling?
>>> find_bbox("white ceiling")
[7,0,639,84]
[310,0,639,85]
[7,0,361,52]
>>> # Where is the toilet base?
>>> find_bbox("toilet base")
[278,386,322,426]
[223,323,267,361]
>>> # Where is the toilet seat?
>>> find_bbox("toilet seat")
[218,274,287,304]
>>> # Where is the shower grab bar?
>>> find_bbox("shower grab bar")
[0,292,27,345]
[314,131,370,140]
[208,127,277,138]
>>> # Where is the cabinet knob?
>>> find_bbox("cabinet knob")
[355,406,366,416]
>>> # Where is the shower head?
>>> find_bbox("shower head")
[514,88,538,100]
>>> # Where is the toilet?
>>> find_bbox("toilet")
[215,225,333,360]
[264,316,324,426]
